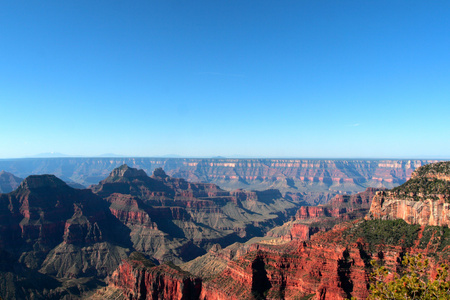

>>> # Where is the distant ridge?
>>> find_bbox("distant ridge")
[0,157,442,206]
[0,171,23,193]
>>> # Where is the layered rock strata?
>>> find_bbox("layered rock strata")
[0,166,300,298]
[266,187,381,242]
[366,161,450,227]
[106,218,450,300]
[89,165,300,264]
[0,158,438,204]
[106,252,202,300]
[0,174,131,298]
[99,161,450,300]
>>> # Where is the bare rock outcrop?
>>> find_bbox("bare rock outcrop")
[366,161,450,227]
[98,161,450,300]
[265,187,381,242]
[107,252,202,300]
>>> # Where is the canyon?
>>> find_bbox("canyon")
[1,160,450,299]
[103,161,450,300]
[88,165,300,263]
[0,158,437,205]
[0,174,131,299]
[0,164,300,299]
[103,218,450,300]
[264,187,382,242]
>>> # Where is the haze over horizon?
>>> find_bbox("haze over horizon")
[1,1,450,159]
[3,152,449,160]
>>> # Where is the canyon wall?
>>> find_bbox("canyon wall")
[105,253,202,300]
[0,165,300,299]
[366,161,450,227]
[95,161,450,299]
[265,187,382,243]
[105,219,450,300]
[0,158,438,205]
[367,191,450,227]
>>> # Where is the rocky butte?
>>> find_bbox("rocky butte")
[102,161,450,300]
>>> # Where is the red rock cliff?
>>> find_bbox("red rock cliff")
[108,253,202,300]
[366,161,450,227]
[195,219,450,300]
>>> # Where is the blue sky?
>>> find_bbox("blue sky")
[1,1,449,159]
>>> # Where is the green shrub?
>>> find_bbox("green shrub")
[418,226,450,252]
[369,253,450,299]
[391,178,450,201]
[343,220,421,252]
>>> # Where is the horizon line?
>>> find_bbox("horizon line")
[1,156,449,161]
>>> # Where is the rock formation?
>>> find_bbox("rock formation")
[105,218,450,300]
[366,161,450,226]
[0,158,437,204]
[0,174,132,299]
[3,160,450,299]
[101,161,450,300]
[104,252,202,300]
[265,187,382,242]
[89,165,300,264]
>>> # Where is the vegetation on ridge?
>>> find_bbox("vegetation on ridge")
[128,252,156,268]
[388,161,450,201]
[417,226,450,253]
[390,177,450,201]
[414,161,450,177]
[342,219,421,251]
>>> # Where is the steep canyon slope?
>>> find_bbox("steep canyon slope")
[0,174,131,299]
[89,165,300,263]
[105,161,450,300]
[265,187,383,242]
[0,165,302,299]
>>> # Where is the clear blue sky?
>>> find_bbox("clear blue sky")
[1,1,449,159]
